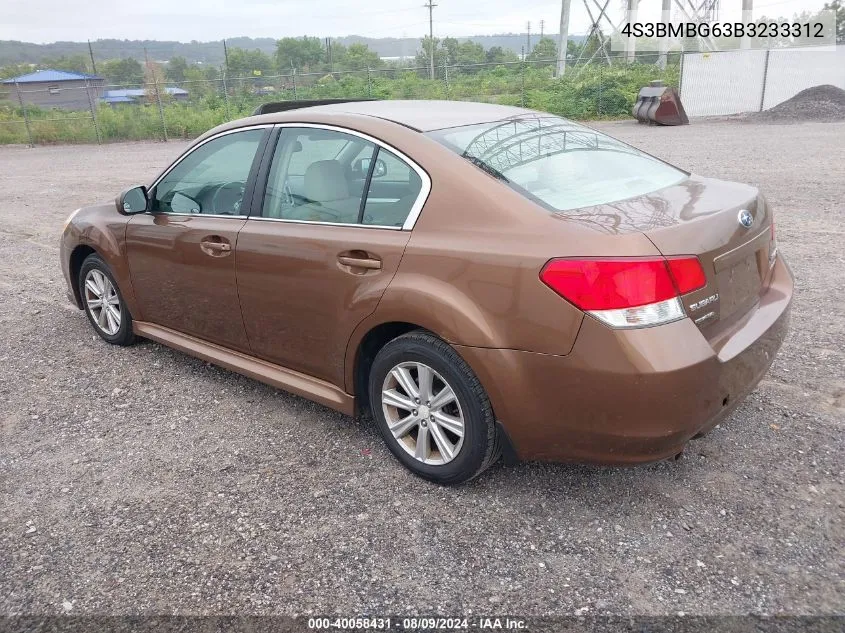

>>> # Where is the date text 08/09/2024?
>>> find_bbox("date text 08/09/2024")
[307,616,528,630]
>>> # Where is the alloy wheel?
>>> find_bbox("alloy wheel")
[381,361,465,465]
[84,269,122,336]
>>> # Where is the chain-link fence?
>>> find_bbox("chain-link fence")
[1,53,681,146]
[679,45,845,116]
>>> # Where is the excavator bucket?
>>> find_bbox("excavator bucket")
[632,81,689,126]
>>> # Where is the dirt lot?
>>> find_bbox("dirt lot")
[0,119,842,618]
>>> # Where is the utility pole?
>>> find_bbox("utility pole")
[658,0,671,68]
[556,0,571,76]
[625,0,639,64]
[740,0,753,49]
[424,1,437,80]
[223,38,230,78]
[526,21,532,54]
[87,40,98,75]
[540,20,545,39]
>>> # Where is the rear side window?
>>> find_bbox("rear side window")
[361,148,422,227]
[262,127,424,228]
[426,116,686,212]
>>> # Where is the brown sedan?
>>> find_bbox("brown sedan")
[60,100,793,484]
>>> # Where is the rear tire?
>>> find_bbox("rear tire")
[368,330,500,484]
[79,254,135,346]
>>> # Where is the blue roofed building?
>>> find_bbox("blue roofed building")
[1,69,106,110]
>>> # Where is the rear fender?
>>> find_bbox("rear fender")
[343,276,497,393]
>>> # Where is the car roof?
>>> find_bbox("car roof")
[258,99,539,132]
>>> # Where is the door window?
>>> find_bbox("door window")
[152,129,265,216]
[360,148,423,227]
[262,127,424,228]
[263,127,375,224]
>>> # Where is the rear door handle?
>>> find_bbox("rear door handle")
[337,253,382,270]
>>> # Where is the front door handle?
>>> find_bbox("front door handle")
[337,252,382,270]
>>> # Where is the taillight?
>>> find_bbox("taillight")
[540,256,706,329]
[666,257,707,294]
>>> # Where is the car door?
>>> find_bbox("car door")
[126,126,271,352]
[236,124,429,387]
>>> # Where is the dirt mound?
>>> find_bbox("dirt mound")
[754,84,845,122]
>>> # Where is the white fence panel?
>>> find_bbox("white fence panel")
[763,47,845,110]
[680,47,845,117]
[680,50,767,117]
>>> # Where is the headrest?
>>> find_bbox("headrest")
[304,160,349,203]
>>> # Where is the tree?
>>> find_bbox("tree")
[456,41,485,66]
[0,63,34,80]
[99,58,144,86]
[822,1,844,43]
[528,37,557,66]
[182,65,219,98]
[485,46,518,64]
[344,43,383,70]
[143,61,167,103]
[415,36,447,71]
[441,37,460,65]
[275,37,325,71]
[40,54,91,73]
[225,47,274,78]
[166,56,188,83]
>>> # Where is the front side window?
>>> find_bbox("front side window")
[426,116,687,212]
[262,127,423,228]
[152,129,264,215]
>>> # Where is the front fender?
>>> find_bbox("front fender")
[61,204,138,318]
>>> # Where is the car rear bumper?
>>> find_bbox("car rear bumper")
[455,254,793,464]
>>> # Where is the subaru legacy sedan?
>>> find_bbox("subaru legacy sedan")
[60,100,793,484]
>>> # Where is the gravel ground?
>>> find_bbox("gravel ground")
[0,119,843,619]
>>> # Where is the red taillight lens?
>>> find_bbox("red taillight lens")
[540,257,706,311]
[666,257,707,294]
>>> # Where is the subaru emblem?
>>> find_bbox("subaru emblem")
[738,209,754,228]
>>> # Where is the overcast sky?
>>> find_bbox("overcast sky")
[1,0,828,43]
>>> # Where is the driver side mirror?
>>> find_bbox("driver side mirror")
[116,185,149,215]
[355,157,388,179]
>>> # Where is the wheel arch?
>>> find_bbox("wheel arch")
[344,281,502,404]
[350,321,425,418]
[68,244,98,308]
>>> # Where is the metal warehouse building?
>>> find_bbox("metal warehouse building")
[2,69,105,111]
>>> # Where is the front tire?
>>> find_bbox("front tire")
[79,254,135,346]
[369,331,500,484]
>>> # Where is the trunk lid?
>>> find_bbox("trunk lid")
[562,175,776,335]
[642,176,774,334]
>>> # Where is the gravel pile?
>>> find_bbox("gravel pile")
[754,84,845,122]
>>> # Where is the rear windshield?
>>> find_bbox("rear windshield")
[426,116,687,211]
